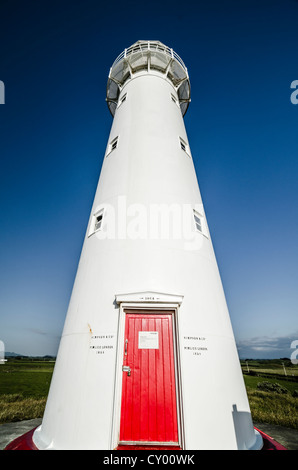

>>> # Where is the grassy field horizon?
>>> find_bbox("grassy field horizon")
[0,358,297,429]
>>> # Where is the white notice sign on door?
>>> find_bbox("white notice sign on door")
[138,331,159,349]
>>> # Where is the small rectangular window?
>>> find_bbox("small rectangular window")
[107,136,118,156]
[193,210,205,235]
[111,139,118,151]
[94,213,103,231]
[179,137,190,156]
[194,214,202,232]
[117,93,127,108]
[89,209,104,236]
[193,209,208,238]
[171,93,180,109]
[180,139,186,152]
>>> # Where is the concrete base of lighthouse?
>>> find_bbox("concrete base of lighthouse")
[4,425,288,450]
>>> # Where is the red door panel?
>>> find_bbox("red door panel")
[120,312,178,444]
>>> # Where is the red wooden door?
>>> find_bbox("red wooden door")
[120,312,179,444]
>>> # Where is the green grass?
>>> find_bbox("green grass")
[0,361,54,397]
[243,374,298,394]
[243,374,298,429]
[0,359,297,428]
[0,360,54,424]
[241,359,298,376]
[247,389,298,429]
[0,394,46,423]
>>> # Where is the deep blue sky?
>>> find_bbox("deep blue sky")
[0,0,297,359]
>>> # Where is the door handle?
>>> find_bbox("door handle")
[122,365,131,376]
[125,339,128,355]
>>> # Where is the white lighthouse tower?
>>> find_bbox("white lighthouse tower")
[29,41,263,450]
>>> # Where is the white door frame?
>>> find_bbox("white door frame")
[110,291,185,450]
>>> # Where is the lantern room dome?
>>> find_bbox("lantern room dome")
[106,40,191,116]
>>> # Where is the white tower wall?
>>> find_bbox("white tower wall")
[33,41,262,450]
